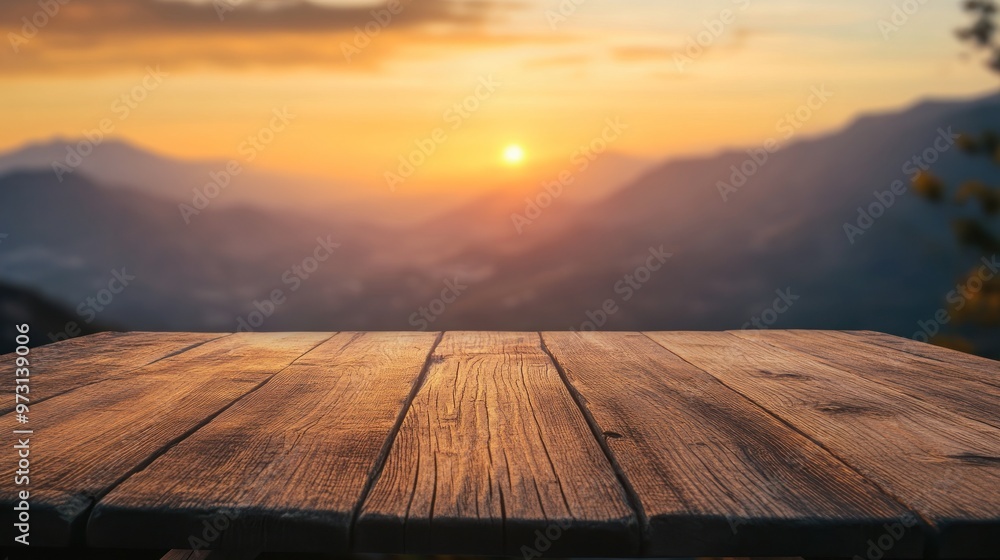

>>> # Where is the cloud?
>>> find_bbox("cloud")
[612,46,678,63]
[2,0,529,74]
[522,53,591,68]
[612,28,758,64]
[2,0,504,35]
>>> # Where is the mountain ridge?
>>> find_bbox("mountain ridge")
[2,92,999,354]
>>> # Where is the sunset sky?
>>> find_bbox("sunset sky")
[2,0,997,193]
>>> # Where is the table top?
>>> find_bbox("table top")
[2,330,998,559]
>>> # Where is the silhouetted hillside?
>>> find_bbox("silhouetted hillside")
[0,281,105,354]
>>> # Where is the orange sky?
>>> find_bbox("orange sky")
[2,0,997,193]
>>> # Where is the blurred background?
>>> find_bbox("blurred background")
[2,0,1000,356]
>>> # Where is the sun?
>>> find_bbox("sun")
[503,144,525,166]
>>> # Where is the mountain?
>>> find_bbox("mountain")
[392,151,653,266]
[0,139,651,229]
[429,94,1000,351]
[2,93,999,355]
[0,169,510,334]
[0,138,216,198]
[0,138,451,226]
[0,281,106,354]
[0,169,384,331]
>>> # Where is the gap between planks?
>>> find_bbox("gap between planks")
[753,330,1000,431]
[0,333,231,415]
[353,332,640,556]
[32,334,233,410]
[88,332,443,552]
[546,331,923,558]
[645,330,1000,559]
[42,330,985,558]
[73,333,338,545]
[839,330,1000,391]
[537,331,650,554]
[638,331,933,528]
[346,331,444,550]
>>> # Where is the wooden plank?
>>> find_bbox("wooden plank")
[739,330,1000,430]
[160,551,218,560]
[0,332,224,413]
[88,332,439,554]
[652,330,1000,559]
[0,332,332,548]
[840,330,1000,389]
[543,331,918,558]
[160,549,256,560]
[355,332,638,556]
[0,547,168,560]
[161,552,203,560]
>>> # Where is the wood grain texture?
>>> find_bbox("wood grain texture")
[840,330,1000,389]
[355,331,638,556]
[543,331,917,558]
[739,330,1000,430]
[7,330,1000,558]
[653,330,1000,559]
[88,332,438,554]
[0,332,223,414]
[0,332,331,548]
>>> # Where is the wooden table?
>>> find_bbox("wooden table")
[1,331,998,559]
